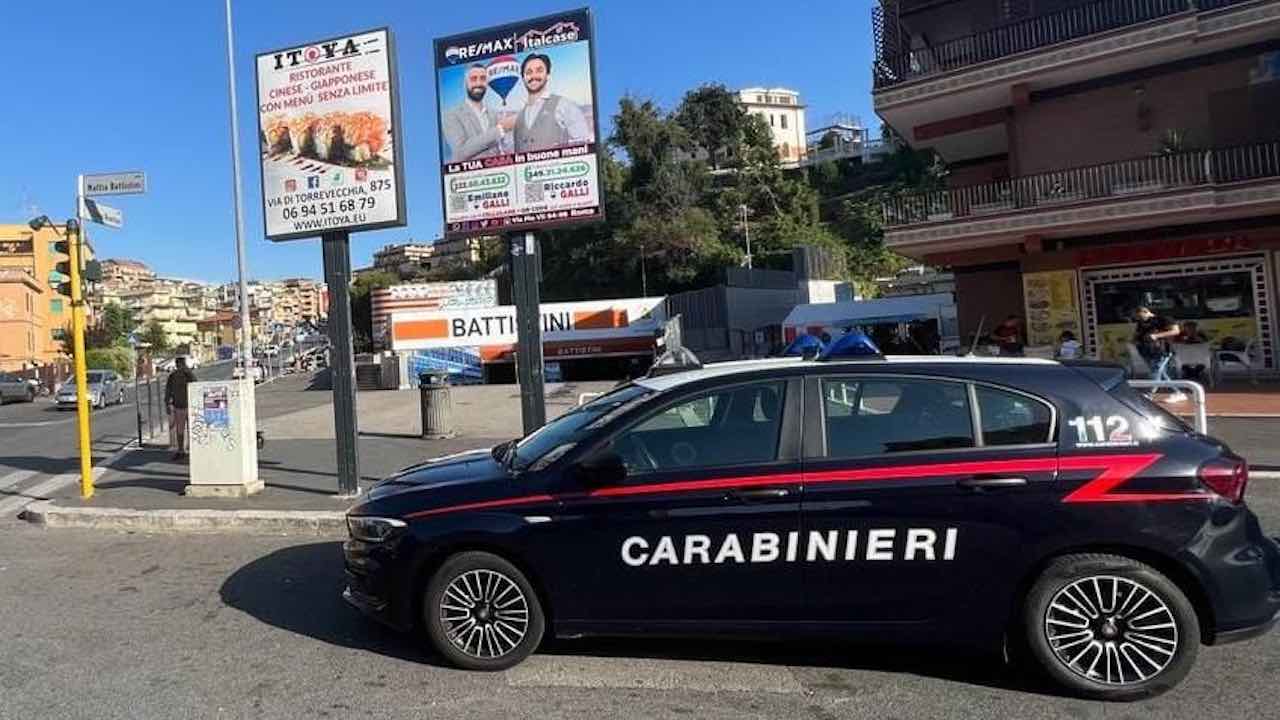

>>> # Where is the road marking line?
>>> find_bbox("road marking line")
[0,469,40,493]
[0,466,112,517]
[0,420,71,428]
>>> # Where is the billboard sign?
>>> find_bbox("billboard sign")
[255,28,407,241]
[433,8,604,238]
[390,297,664,354]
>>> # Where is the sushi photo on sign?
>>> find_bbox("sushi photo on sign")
[255,28,407,241]
[434,8,605,238]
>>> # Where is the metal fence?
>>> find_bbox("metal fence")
[134,372,170,447]
[882,139,1280,227]
[872,0,1232,88]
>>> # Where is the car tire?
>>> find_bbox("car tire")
[423,551,545,671]
[1023,553,1199,701]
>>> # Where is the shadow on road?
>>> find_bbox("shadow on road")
[220,543,1063,696]
[219,542,435,665]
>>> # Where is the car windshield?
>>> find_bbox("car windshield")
[67,372,106,386]
[510,384,653,472]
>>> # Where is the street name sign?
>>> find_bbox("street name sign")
[79,198,123,228]
[83,171,147,196]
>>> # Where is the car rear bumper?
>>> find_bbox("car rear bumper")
[1210,608,1279,645]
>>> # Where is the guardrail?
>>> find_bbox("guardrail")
[1128,379,1207,434]
[882,140,1280,227]
[874,0,1195,89]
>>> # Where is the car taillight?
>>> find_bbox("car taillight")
[1199,459,1248,504]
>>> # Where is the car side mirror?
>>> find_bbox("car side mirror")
[574,450,627,486]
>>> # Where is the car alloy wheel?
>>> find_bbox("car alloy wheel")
[1024,553,1197,700]
[425,551,545,671]
[1044,575,1178,685]
[440,568,530,660]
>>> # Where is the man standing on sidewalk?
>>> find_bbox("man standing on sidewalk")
[165,357,196,460]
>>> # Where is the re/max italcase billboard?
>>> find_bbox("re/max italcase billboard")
[433,8,604,238]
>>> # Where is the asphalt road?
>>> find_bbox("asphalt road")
[0,361,234,477]
[0,506,1277,720]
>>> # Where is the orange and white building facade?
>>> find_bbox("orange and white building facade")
[872,0,1280,367]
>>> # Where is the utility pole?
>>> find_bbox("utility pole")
[224,0,253,370]
[65,215,92,499]
[740,204,752,269]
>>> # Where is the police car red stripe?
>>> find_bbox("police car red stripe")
[407,452,1214,518]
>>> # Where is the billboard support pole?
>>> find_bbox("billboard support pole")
[322,232,361,496]
[509,232,545,435]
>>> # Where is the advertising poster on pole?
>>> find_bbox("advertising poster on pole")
[255,28,407,241]
[434,8,604,238]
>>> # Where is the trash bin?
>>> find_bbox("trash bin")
[419,371,454,439]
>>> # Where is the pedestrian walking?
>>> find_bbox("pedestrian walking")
[1133,306,1184,401]
[165,357,196,460]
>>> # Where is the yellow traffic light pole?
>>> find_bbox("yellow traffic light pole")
[66,219,93,499]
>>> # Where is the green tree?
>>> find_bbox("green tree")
[139,319,171,355]
[348,269,398,352]
[87,302,136,349]
[674,84,745,170]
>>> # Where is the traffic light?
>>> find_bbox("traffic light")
[53,239,74,297]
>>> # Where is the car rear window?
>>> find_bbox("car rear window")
[1108,382,1193,433]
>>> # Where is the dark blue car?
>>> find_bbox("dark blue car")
[343,355,1279,700]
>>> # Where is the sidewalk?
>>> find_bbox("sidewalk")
[26,377,617,533]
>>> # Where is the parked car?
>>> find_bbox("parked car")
[0,372,36,404]
[55,370,126,410]
[344,353,1279,700]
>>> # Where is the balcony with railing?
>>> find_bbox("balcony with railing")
[881,139,1280,229]
[872,0,1258,90]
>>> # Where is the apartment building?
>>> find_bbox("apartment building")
[101,258,155,288]
[873,0,1280,366]
[0,224,97,368]
[739,87,808,167]
[373,243,436,274]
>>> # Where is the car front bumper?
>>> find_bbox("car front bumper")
[342,536,416,632]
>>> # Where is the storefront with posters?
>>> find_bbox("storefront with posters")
[1019,231,1278,370]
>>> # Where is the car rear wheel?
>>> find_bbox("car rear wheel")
[1024,553,1199,701]
[423,551,545,671]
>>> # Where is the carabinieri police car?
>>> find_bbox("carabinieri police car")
[343,344,1279,701]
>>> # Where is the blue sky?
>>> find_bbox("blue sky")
[2,0,878,284]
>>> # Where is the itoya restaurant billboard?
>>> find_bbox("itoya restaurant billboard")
[255,28,407,241]
[433,8,604,238]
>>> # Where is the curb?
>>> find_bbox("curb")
[22,500,347,535]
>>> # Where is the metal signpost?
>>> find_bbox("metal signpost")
[57,169,144,499]
[255,28,407,496]
[433,9,605,433]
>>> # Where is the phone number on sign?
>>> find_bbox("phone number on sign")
[280,196,377,220]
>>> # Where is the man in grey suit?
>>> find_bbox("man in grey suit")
[443,64,514,162]
[514,53,592,153]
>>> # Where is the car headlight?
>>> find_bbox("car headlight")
[347,516,406,543]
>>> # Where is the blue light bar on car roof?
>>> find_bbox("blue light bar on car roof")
[818,331,884,361]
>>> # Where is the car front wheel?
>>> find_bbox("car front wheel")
[423,551,545,671]
[1024,553,1199,701]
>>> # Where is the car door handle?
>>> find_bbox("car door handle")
[727,487,792,501]
[957,476,1028,490]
